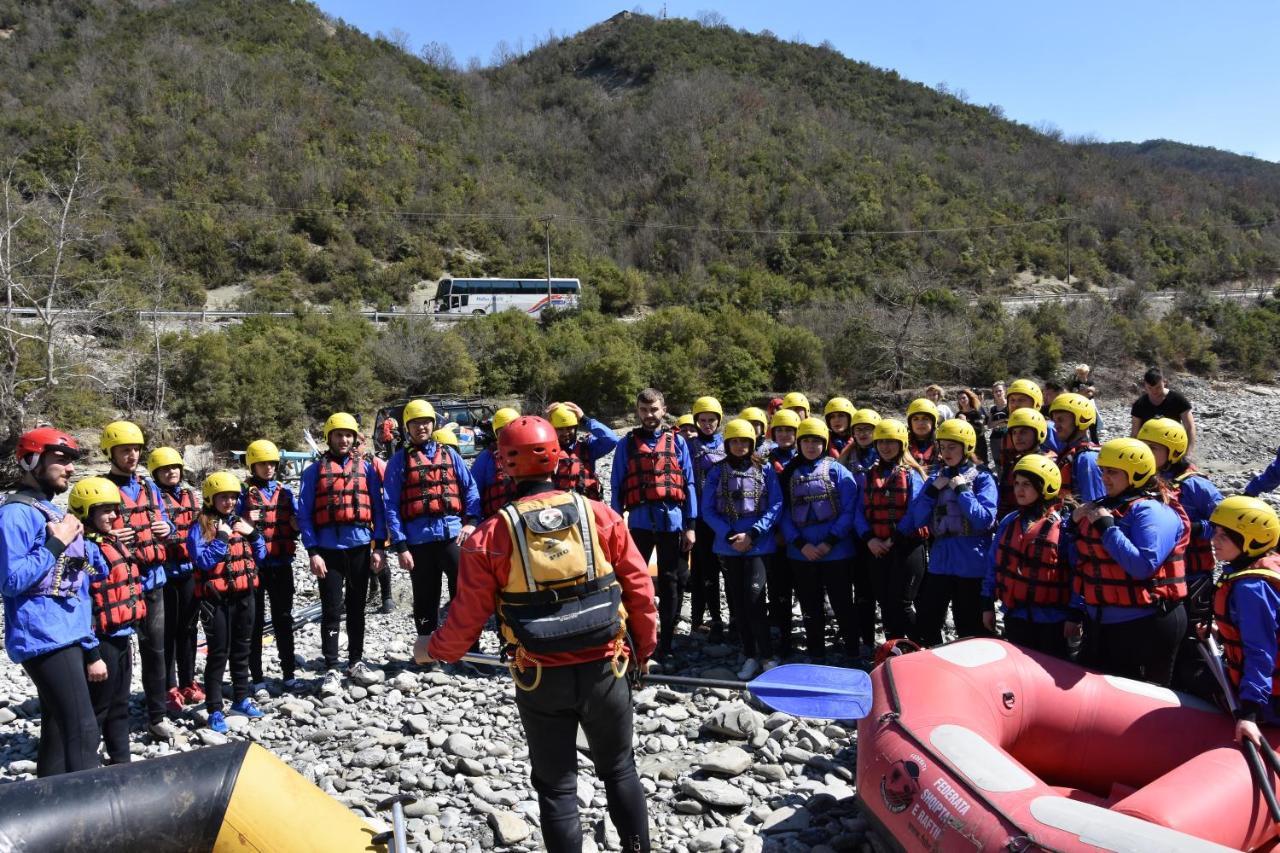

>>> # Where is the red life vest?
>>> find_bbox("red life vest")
[1215,556,1280,695]
[1073,496,1190,609]
[553,442,602,500]
[1168,469,1216,578]
[88,534,147,636]
[194,519,258,598]
[113,478,166,567]
[911,441,937,469]
[997,448,1057,518]
[159,485,199,564]
[479,449,517,518]
[866,464,926,541]
[1056,438,1099,502]
[401,445,465,519]
[312,453,374,528]
[245,482,297,561]
[994,510,1070,609]
[621,429,688,510]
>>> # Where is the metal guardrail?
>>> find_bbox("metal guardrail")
[0,307,467,323]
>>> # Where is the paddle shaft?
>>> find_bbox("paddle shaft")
[459,653,750,690]
[1200,638,1280,822]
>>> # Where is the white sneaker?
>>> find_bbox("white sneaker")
[346,661,370,679]
[737,658,761,680]
[761,658,780,672]
[321,670,343,694]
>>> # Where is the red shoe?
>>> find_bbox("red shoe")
[165,687,185,714]
[181,683,206,704]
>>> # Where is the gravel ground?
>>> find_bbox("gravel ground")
[2,376,1278,852]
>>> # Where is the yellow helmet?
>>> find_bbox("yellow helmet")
[723,418,756,444]
[201,471,243,505]
[245,439,281,467]
[797,417,829,444]
[1137,417,1188,464]
[402,399,437,426]
[906,398,940,424]
[824,397,856,420]
[68,477,122,520]
[692,396,724,418]
[851,408,882,428]
[146,446,184,475]
[768,409,801,434]
[323,412,359,441]
[1007,408,1048,445]
[738,407,767,429]
[1048,392,1096,430]
[1012,454,1062,500]
[1211,496,1280,558]
[1097,438,1156,489]
[492,407,520,433]
[873,418,909,445]
[432,428,459,448]
[935,419,976,455]
[548,405,579,429]
[1006,379,1044,410]
[101,421,145,455]
[676,413,695,428]
[782,392,810,411]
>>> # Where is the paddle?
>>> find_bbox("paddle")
[459,653,873,720]
[1199,637,1280,823]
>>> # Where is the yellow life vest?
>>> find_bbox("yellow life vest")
[497,491,628,658]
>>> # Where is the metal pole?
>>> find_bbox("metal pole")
[544,215,553,309]
[1066,219,1072,288]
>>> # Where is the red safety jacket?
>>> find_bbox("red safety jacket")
[1057,438,1099,502]
[195,524,259,598]
[246,483,297,561]
[553,442,602,500]
[401,445,465,519]
[1169,469,1216,578]
[1215,555,1280,695]
[994,510,1070,609]
[620,430,687,510]
[866,464,927,541]
[114,478,166,567]
[160,485,199,564]
[312,453,374,528]
[1073,497,1189,608]
[88,534,147,635]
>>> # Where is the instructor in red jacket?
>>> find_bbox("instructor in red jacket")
[416,415,657,853]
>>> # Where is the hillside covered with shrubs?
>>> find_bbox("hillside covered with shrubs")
[2,0,1280,447]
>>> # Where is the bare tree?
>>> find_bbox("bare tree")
[0,142,121,452]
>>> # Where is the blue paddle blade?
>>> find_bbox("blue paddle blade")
[746,663,873,720]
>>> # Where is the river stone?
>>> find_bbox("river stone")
[700,702,764,740]
[353,747,386,768]
[407,715,432,735]
[690,827,734,852]
[488,810,531,845]
[680,779,750,811]
[761,805,811,833]
[443,733,478,759]
[697,746,753,777]
[197,730,229,747]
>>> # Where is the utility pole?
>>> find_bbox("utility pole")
[543,215,553,309]
[1065,219,1073,289]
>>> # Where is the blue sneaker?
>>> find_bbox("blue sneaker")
[208,711,228,734]
[230,698,264,719]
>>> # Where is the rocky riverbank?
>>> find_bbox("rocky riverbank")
[3,376,1279,852]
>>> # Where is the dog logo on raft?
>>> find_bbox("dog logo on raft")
[881,759,921,813]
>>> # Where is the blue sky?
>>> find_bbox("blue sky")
[315,1,1280,162]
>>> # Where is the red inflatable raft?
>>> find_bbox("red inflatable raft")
[856,638,1279,852]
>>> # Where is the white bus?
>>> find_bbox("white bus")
[430,278,581,316]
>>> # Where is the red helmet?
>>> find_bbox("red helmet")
[497,416,562,478]
[16,427,81,468]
